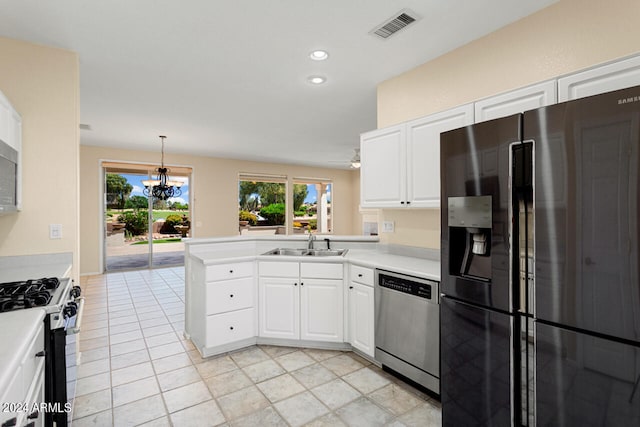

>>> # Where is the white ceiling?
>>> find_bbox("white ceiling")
[0,0,557,169]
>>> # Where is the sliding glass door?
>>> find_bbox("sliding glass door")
[104,164,191,272]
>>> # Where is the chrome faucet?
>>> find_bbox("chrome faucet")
[308,232,316,249]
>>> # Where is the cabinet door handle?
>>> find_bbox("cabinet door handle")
[349,286,354,289]
[35,350,46,358]
[229,270,234,274]
[406,201,411,205]
[357,274,363,277]
[400,201,405,204]
[230,294,234,298]
[229,326,234,330]
[300,282,304,286]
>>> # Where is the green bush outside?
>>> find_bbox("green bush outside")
[294,205,308,217]
[239,210,258,225]
[161,214,185,234]
[119,210,148,236]
[260,203,285,225]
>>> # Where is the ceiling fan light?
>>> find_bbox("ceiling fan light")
[350,148,361,168]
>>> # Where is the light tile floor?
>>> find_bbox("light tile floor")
[74,267,442,426]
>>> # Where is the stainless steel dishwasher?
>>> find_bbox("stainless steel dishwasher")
[374,269,440,394]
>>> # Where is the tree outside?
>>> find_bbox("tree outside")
[238,180,331,232]
[125,195,149,210]
[238,181,288,226]
[106,173,190,241]
[106,173,133,209]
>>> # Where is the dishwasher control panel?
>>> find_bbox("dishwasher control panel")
[378,272,436,300]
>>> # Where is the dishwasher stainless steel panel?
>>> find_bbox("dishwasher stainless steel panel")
[374,270,440,394]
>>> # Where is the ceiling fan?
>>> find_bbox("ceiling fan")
[328,148,361,169]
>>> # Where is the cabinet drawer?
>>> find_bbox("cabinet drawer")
[206,277,254,315]
[206,308,255,347]
[206,262,253,282]
[21,322,44,394]
[0,366,22,426]
[259,262,299,277]
[301,263,343,279]
[23,363,45,427]
[350,265,374,286]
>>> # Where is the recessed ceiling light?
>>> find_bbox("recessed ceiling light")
[308,76,327,85]
[309,50,329,61]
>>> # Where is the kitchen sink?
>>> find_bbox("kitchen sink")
[306,249,348,257]
[263,248,309,256]
[262,248,348,257]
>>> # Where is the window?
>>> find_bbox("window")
[292,179,332,234]
[238,174,287,235]
[238,174,333,235]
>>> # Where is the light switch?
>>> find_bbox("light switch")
[382,221,395,233]
[50,224,62,239]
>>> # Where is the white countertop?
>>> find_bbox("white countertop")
[185,235,380,245]
[0,264,72,283]
[0,252,73,282]
[0,309,46,396]
[345,250,440,281]
[190,247,441,281]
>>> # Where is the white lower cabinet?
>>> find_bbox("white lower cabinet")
[0,311,45,427]
[259,276,299,340]
[259,261,343,343]
[348,265,375,357]
[300,279,343,342]
[188,260,257,354]
[206,308,255,347]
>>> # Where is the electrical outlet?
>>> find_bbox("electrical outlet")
[382,221,395,233]
[49,224,62,239]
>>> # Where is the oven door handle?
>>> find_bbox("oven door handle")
[67,296,85,335]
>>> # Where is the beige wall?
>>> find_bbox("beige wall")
[0,37,80,278]
[80,145,359,274]
[375,0,640,249]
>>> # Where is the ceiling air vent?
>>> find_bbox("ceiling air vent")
[370,9,420,40]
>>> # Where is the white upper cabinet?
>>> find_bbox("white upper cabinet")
[0,90,22,211]
[406,104,474,208]
[474,80,557,123]
[360,104,473,209]
[558,55,640,102]
[360,125,406,208]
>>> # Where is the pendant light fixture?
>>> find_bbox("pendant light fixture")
[142,135,183,201]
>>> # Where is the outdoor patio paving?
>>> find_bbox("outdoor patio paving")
[106,241,185,271]
[106,251,184,271]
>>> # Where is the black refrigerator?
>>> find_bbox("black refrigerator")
[440,85,640,426]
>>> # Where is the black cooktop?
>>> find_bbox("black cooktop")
[0,277,60,313]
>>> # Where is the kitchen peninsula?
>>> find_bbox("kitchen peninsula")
[183,235,440,363]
